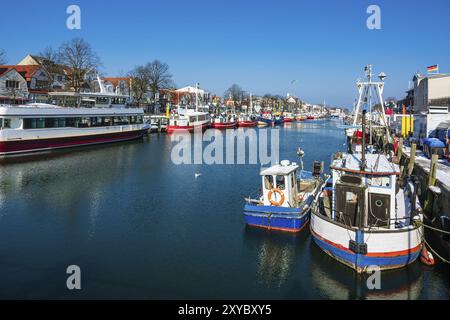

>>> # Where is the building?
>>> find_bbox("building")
[17,54,71,91]
[101,77,131,96]
[0,67,29,104]
[412,73,450,113]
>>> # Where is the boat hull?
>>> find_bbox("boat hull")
[0,128,148,156]
[310,211,423,273]
[283,118,294,123]
[244,204,310,232]
[211,121,237,129]
[166,122,210,133]
[237,121,257,127]
[256,117,274,126]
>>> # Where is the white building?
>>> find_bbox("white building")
[0,67,29,104]
[413,73,450,113]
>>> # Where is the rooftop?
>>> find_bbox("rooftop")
[332,153,399,175]
[260,161,299,176]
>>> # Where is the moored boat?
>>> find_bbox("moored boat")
[257,113,274,127]
[244,159,325,232]
[211,113,237,129]
[0,103,149,156]
[167,108,210,133]
[310,152,424,273]
[283,113,294,122]
[237,114,257,127]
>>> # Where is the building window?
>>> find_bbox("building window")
[5,80,20,89]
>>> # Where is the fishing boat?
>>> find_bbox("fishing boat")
[237,114,257,127]
[237,93,258,127]
[244,156,326,232]
[274,115,284,125]
[211,113,237,129]
[283,113,294,123]
[166,83,211,133]
[311,150,424,273]
[0,103,149,156]
[310,65,424,273]
[167,109,210,133]
[257,113,274,126]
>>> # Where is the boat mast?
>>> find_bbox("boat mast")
[195,82,199,112]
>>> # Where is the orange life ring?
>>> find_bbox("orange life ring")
[268,188,285,206]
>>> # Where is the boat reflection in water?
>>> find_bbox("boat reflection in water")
[309,243,424,300]
[243,226,302,288]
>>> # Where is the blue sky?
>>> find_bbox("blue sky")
[1,0,449,107]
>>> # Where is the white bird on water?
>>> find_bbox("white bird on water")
[195,173,201,179]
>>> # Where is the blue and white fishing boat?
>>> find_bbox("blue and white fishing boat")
[244,159,325,232]
[257,113,274,126]
[273,115,284,125]
[310,65,425,273]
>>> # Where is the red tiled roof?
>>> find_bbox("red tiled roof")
[0,65,41,80]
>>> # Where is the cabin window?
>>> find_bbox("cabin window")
[264,175,274,190]
[5,80,19,89]
[276,175,286,190]
[24,118,46,129]
[96,97,109,105]
[368,176,391,188]
[2,118,11,129]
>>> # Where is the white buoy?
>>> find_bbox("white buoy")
[195,173,201,179]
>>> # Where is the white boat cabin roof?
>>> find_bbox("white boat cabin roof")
[260,161,299,176]
[331,153,399,175]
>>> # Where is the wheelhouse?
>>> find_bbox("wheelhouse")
[260,160,300,208]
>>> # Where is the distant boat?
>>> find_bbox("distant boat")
[237,114,257,127]
[167,108,210,133]
[257,113,274,126]
[244,159,325,232]
[211,113,237,129]
[283,113,294,122]
[274,115,284,125]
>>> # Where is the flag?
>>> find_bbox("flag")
[427,65,438,73]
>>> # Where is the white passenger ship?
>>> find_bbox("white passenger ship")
[0,103,149,156]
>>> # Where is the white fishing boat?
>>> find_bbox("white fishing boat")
[310,66,425,272]
[167,83,210,133]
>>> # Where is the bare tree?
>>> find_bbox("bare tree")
[128,66,150,106]
[224,84,245,108]
[58,38,101,93]
[145,60,174,102]
[36,46,63,91]
[0,49,7,65]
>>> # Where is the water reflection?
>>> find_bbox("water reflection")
[309,242,424,300]
[244,227,300,288]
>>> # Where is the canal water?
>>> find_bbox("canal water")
[0,120,448,299]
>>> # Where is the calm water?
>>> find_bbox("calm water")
[0,120,448,299]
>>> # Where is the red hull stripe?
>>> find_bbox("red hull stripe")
[311,229,422,257]
[166,123,210,133]
[0,129,147,155]
[237,121,257,127]
[211,122,237,129]
[248,221,308,233]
